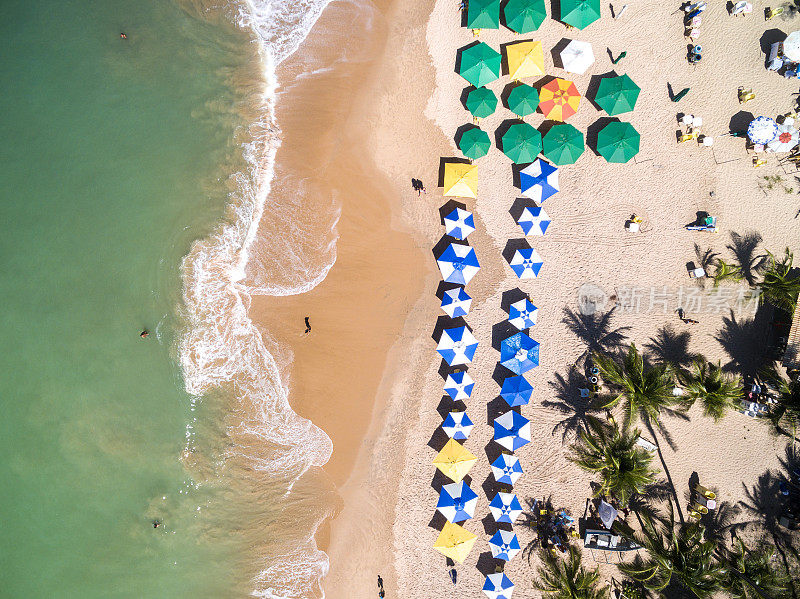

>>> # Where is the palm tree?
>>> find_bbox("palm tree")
[618,507,724,598]
[760,364,800,443]
[568,416,658,507]
[718,538,790,599]
[535,545,608,599]
[712,258,744,287]
[592,344,682,431]
[759,248,800,313]
[679,357,743,422]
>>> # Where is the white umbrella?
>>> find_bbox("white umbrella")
[441,287,472,318]
[784,31,800,63]
[560,40,595,75]
[767,122,800,153]
[747,116,778,145]
[442,411,474,440]
[444,371,475,400]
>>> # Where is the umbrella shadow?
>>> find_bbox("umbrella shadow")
[501,287,530,313]
[542,367,604,440]
[460,85,476,111]
[531,74,558,96]
[455,123,482,149]
[729,110,755,136]
[487,395,510,425]
[494,118,524,152]
[502,238,531,264]
[537,119,560,138]
[476,551,500,577]
[501,81,524,111]
[436,394,465,419]
[438,199,468,227]
[432,234,467,261]
[427,509,448,532]
[550,38,572,69]
[586,116,619,156]
[760,29,787,66]
[509,197,539,227]
[492,319,519,351]
[455,41,483,75]
[435,280,466,301]
[428,425,452,453]
[438,157,472,188]
[550,0,563,25]
[586,71,618,111]
[510,163,526,189]
[432,315,468,344]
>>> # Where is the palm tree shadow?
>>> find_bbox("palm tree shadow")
[715,309,770,377]
[727,230,767,286]
[543,368,605,441]
[645,325,694,370]
[561,306,631,365]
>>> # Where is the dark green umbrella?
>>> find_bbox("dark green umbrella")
[508,84,539,118]
[467,0,500,29]
[595,74,640,116]
[503,0,547,33]
[458,127,492,159]
[596,121,640,163]
[458,43,502,87]
[501,122,542,163]
[465,87,498,118]
[559,0,601,29]
[542,123,584,165]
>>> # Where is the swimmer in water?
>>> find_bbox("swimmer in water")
[140,329,149,338]
[120,33,127,39]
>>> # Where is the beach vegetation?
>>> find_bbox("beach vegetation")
[679,357,742,422]
[568,416,658,507]
[760,364,800,442]
[711,259,744,287]
[758,175,793,194]
[758,248,800,313]
[534,545,608,599]
[718,538,790,599]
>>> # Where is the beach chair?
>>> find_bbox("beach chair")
[738,87,755,103]
[690,502,709,515]
[694,484,716,499]
[689,267,706,278]
[753,156,767,167]
[766,6,784,19]
[678,131,699,143]
[688,507,703,519]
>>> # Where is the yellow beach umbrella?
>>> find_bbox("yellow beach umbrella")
[433,521,477,563]
[442,162,478,198]
[538,77,581,121]
[505,41,545,81]
[433,438,477,481]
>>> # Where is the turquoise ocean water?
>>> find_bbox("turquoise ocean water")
[0,1,253,596]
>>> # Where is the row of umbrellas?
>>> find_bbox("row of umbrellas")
[466,0,601,31]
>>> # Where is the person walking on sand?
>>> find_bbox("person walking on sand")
[304,316,312,334]
[676,308,686,322]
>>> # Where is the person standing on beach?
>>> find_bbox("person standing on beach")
[304,316,312,334]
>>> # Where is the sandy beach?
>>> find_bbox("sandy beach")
[243,0,800,596]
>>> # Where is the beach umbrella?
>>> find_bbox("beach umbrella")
[507,84,539,118]
[508,298,538,329]
[441,287,472,318]
[437,326,479,366]
[500,375,533,407]
[595,74,640,116]
[437,242,480,285]
[494,410,531,452]
[520,158,559,201]
[437,481,479,523]
[442,162,478,198]
[747,116,779,145]
[517,206,551,236]
[784,31,800,62]
[767,121,800,153]
[433,521,477,563]
[467,0,500,29]
[508,247,543,280]
[489,492,524,524]
[433,438,478,482]
[597,121,640,163]
[466,87,498,118]
[458,43,502,88]
[501,123,542,164]
[559,0,601,29]
[443,411,475,440]
[444,371,475,400]
[503,0,547,33]
[491,453,523,485]
[488,529,522,561]
[560,40,595,74]
[500,331,540,373]
[458,127,492,160]
[539,78,581,121]
[505,41,545,80]
[444,207,475,240]
[483,572,515,599]
[542,123,584,165]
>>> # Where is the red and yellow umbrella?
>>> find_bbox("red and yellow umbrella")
[538,78,581,121]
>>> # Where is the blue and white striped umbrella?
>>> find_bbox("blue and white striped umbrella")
[489,492,523,524]
[491,454,523,485]
[508,248,543,279]
[499,375,533,407]
[441,287,472,318]
[444,208,476,240]
[442,411,474,440]
[437,243,481,285]
[747,116,778,145]
[437,326,479,366]
[483,572,515,599]
[520,159,559,202]
[500,332,539,374]
[494,410,531,451]
[517,206,551,236]
[508,298,538,330]
[488,529,521,561]
[437,481,479,523]
[444,371,475,400]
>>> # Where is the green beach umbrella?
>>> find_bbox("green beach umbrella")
[466,87,498,118]
[559,0,601,29]
[467,0,500,29]
[508,84,539,118]
[501,122,542,164]
[595,74,641,116]
[458,43,502,88]
[458,127,492,159]
[503,0,547,33]
[542,123,584,165]
[596,121,640,163]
